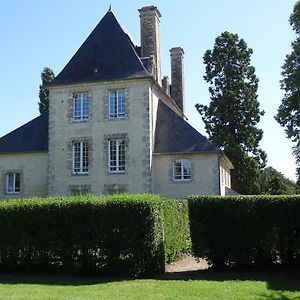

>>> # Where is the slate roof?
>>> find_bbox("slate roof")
[51,10,149,86]
[154,100,221,154]
[0,114,48,153]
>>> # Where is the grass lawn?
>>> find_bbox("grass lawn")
[0,270,299,300]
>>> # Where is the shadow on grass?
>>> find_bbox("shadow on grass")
[157,268,300,293]
[0,273,127,286]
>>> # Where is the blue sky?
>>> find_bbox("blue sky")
[0,1,297,180]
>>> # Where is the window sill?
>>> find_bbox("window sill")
[72,172,89,176]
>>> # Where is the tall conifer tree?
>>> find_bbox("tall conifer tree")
[276,1,300,185]
[196,31,266,194]
[38,67,55,114]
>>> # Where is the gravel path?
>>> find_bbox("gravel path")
[165,255,209,273]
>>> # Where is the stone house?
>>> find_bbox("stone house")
[0,6,233,199]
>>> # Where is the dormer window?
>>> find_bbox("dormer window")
[108,89,126,119]
[73,93,89,121]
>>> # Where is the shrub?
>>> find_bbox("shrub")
[0,194,190,276]
[161,199,191,263]
[188,195,300,268]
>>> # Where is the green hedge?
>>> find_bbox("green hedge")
[188,195,300,268]
[162,199,191,263]
[0,194,190,276]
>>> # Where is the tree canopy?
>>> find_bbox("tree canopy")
[261,166,298,195]
[275,1,300,184]
[38,67,55,114]
[196,31,266,194]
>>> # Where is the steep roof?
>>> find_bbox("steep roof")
[0,114,48,153]
[154,100,221,154]
[51,10,149,86]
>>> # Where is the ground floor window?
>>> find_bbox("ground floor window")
[72,141,89,174]
[108,139,125,173]
[6,172,21,193]
[173,159,192,181]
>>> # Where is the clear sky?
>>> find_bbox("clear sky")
[0,0,297,180]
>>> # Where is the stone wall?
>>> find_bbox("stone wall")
[0,152,48,200]
[152,153,220,198]
[48,78,153,196]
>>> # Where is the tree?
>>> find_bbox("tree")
[275,1,300,186]
[261,166,298,195]
[38,67,55,114]
[196,31,266,194]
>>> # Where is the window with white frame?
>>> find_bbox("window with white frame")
[72,141,89,174]
[73,93,89,121]
[108,139,125,172]
[6,172,21,194]
[108,89,126,119]
[173,159,192,181]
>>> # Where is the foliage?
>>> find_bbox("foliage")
[261,166,298,195]
[196,31,266,194]
[0,194,190,276]
[161,199,191,263]
[189,195,300,269]
[38,67,55,114]
[276,2,300,185]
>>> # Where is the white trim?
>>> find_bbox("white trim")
[73,93,89,121]
[6,172,21,194]
[108,139,125,173]
[108,89,126,119]
[72,141,89,174]
[173,159,192,182]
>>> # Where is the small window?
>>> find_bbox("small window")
[73,93,89,121]
[173,160,191,181]
[109,90,126,119]
[72,141,89,174]
[108,139,125,173]
[6,172,21,194]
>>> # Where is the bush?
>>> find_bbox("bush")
[0,194,190,276]
[161,199,191,263]
[188,195,300,268]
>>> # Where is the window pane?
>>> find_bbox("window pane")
[73,141,88,173]
[73,93,89,121]
[15,173,21,192]
[173,160,191,181]
[109,139,125,172]
[7,173,14,192]
[109,90,125,119]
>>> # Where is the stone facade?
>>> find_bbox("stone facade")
[0,152,48,199]
[153,153,221,198]
[48,79,154,196]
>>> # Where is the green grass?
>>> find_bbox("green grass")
[0,271,299,300]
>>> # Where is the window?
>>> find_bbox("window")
[173,160,191,181]
[73,93,89,121]
[6,173,21,194]
[109,90,126,119]
[108,139,125,172]
[72,141,89,174]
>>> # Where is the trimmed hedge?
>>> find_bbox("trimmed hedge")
[162,199,191,263]
[188,195,300,268]
[0,194,190,276]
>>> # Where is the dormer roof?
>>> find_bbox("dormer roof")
[51,10,149,86]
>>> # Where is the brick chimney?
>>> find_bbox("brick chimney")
[139,6,161,84]
[170,47,185,113]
